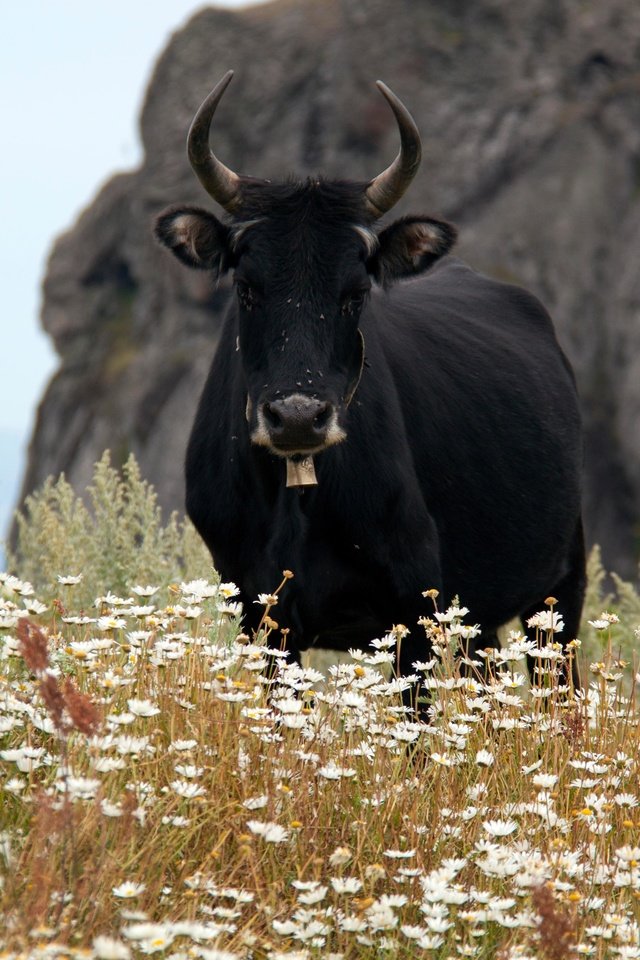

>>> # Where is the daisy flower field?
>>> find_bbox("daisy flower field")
[1,455,640,959]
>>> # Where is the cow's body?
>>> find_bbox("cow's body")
[156,73,585,679]
[185,255,584,668]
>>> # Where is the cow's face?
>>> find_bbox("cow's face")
[155,184,455,457]
[154,72,456,459]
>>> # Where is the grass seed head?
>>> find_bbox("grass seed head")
[17,618,50,675]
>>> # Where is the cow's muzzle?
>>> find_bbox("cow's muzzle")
[253,393,345,456]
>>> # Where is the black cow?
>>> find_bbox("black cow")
[155,71,585,682]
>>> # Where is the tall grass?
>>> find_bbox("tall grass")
[1,454,639,958]
[7,451,211,609]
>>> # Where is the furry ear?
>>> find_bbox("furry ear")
[154,205,233,275]
[368,216,457,286]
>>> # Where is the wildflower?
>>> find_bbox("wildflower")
[242,794,269,811]
[217,601,243,618]
[127,698,161,717]
[338,690,368,708]
[430,752,461,767]
[482,819,518,837]
[128,605,155,617]
[413,658,437,671]
[108,712,136,726]
[174,764,203,779]
[132,584,159,597]
[331,876,362,894]
[54,775,99,800]
[317,762,356,780]
[97,616,128,631]
[121,923,167,941]
[3,575,34,597]
[272,917,329,941]
[532,773,558,789]
[530,645,563,660]
[56,573,84,586]
[522,760,543,775]
[615,794,638,808]
[366,899,400,931]
[527,609,564,633]
[615,846,640,864]
[137,933,176,953]
[297,885,328,905]
[370,633,397,650]
[113,881,146,898]
[4,777,27,794]
[425,915,452,933]
[93,756,127,772]
[273,697,302,714]
[329,846,352,867]
[435,605,469,623]
[401,923,429,940]
[475,749,494,767]
[170,739,198,752]
[180,578,217,599]
[92,935,131,959]
[115,735,155,756]
[23,598,48,615]
[599,611,619,624]
[218,582,240,598]
[255,593,279,606]
[1,746,47,772]
[169,780,206,799]
[384,848,416,859]
[388,723,420,743]
[246,820,290,843]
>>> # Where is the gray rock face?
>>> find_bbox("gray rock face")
[20,0,640,576]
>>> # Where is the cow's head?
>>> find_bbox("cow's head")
[155,72,456,469]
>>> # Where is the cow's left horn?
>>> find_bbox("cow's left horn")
[364,82,422,218]
[187,70,242,212]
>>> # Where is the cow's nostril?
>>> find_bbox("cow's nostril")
[313,404,331,432]
[263,402,283,431]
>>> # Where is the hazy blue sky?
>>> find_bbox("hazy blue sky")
[2,1,248,438]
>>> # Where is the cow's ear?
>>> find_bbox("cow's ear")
[154,205,234,275]
[368,216,457,286]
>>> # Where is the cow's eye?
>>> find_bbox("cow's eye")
[236,280,257,311]
[341,289,368,317]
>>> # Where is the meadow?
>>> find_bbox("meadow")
[1,453,640,959]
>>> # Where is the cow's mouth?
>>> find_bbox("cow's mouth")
[268,439,331,457]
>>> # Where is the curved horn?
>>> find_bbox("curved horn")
[187,70,242,212]
[364,82,422,218]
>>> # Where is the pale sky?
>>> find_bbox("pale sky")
[1,1,248,441]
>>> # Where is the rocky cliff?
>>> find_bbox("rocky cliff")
[21,0,640,575]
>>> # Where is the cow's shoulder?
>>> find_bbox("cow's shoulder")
[367,257,559,363]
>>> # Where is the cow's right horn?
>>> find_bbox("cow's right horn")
[364,82,422,219]
[187,70,242,212]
